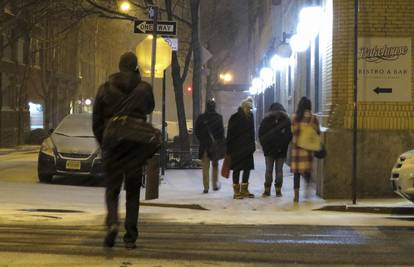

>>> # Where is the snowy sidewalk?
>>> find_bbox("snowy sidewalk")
[141,152,413,225]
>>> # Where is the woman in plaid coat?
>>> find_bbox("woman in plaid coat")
[291,97,320,202]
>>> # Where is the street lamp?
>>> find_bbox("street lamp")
[219,72,233,83]
[270,54,289,71]
[259,67,273,85]
[119,1,131,12]
[84,99,92,106]
[289,34,310,53]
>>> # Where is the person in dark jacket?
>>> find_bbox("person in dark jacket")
[226,97,255,199]
[194,99,225,193]
[92,52,155,249]
[259,103,292,197]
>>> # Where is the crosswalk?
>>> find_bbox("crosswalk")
[0,223,413,265]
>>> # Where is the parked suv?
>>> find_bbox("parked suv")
[37,113,104,183]
[390,150,414,203]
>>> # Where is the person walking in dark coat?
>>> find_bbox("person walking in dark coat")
[259,103,292,197]
[226,97,255,199]
[92,52,156,249]
[194,99,225,193]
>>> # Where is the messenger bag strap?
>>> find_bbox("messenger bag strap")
[203,119,216,143]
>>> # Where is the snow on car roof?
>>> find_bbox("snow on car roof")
[54,113,94,137]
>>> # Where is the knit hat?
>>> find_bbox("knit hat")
[241,97,253,110]
[269,102,286,112]
[119,52,138,72]
[206,99,216,112]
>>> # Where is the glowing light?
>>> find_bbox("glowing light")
[289,34,310,53]
[251,77,264,94]
[249,86,257,95]
[296,6,323,42]
[219,72,233,83]
[119,1,131,12]
[260,67,273,84]
[85,99,92,106]
[270,54,290,71]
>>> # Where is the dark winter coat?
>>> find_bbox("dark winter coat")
[92,71,155,146]
[226,108,255,171]
[259,111,292,158]
[194,111,225,160]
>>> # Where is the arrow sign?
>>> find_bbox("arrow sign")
[134,20,177,36]
[373,87,393,94]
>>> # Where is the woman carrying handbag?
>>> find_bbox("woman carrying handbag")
[290,97,321,203]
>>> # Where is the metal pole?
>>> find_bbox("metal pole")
[161,69,166,176]
[145,5,159,200]
[149,6,159,123]
[352,0,359,205]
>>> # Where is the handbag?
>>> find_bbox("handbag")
[221,154,231,178]
[296,124,321,152]
[103,116,161,145]
[314,143,327,159]
[102,82,161,149]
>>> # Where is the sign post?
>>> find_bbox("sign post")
[134,11,177,198]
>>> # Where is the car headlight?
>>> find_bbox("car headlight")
[40,138,55,157]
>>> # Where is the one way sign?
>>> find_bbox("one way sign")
[134,20,177,36]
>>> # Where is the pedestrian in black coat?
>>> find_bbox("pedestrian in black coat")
[92,52,155,250]
[258,103,292,197]
[194,99,225,193]
[226,97,255,199]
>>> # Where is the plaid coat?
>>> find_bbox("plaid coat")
[290,111,320,174]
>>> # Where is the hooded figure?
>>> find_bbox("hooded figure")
[194,99,225,193]
[226,97,256,199]
[258,102,292,197]
[92,52,155,250]
[93,52,154,145]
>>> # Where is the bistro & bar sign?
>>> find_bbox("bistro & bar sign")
[358,37,411,102]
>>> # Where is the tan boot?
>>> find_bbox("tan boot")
[294,189,299,202]
[233,184,243,199]
[241,183,255,198]
[275,187,282,197]
[262,186,271,197]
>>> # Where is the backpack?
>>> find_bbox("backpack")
[259,113,292,154]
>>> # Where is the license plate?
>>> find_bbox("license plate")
[66,160,81,170]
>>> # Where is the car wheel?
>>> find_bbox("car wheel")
[38,174,53,183]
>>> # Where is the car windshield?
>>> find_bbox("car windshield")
[54,113,94,137]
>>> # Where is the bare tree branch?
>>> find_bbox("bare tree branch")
[180,44,192,82]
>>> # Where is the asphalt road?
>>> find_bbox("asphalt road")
[0,222,413,266]
[1,150,414,266]
[0,150,104,186]
[0,151,38,183]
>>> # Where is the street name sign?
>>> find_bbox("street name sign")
[358,37,411,102]
[134,20,177,36]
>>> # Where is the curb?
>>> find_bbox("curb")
[316,205,414,215]
[141,202,208,210]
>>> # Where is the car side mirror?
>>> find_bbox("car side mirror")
[48,128,54,135]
